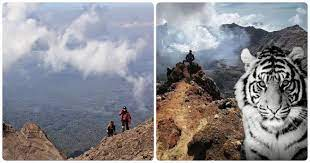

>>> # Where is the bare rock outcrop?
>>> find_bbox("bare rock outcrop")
[3,122,65,160]
[158,61,221,101]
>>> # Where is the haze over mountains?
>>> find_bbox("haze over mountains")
[157,23,307,97]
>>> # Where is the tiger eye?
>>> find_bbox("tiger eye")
[282,80,290,87]
[258,81,266,87]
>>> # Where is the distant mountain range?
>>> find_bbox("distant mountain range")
[221,23,307,55]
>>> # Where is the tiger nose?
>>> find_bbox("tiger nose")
[266,83,281,113]
[267,105,281,114]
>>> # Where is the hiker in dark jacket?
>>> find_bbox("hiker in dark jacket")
[106,121,116,137]
[184,50,195,64]
[119,106,131,132]
[183,50,195,80]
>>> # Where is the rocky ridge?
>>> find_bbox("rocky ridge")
[3,119,153,160]
[156,62,244,160]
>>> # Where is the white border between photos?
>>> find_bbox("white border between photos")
[0,0,309,163]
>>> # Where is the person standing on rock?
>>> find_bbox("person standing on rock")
[183,50,195,80]
[119,106,131,132]
[184,50,195,64]
[106,121,116,137]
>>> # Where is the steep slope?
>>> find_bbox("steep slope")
[3,123,65,160]
[74,119,153,160]
[156,62,244,160]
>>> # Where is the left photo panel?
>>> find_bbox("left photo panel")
[2,3,154,160]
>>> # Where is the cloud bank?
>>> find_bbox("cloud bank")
[157,3,251,72]
[3,3,150,111]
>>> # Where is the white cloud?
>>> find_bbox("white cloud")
[289,7,307,26]
[296,7,306,15]
[157,3,271,54]
[289,14,302,24]
[3,3,48,71]
[4,4,147,76]
[42,6,146,76]
[124,74,153,111]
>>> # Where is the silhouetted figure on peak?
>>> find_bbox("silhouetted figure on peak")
[184,50,195,64]
[183,50,196,80]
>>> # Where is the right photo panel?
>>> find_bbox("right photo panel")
[156,3,307,160]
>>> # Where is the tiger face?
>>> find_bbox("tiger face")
[236,46,307,131]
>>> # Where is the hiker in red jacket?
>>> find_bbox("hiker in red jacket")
[119,106,131,132]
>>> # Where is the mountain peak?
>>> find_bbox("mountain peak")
[284,24,305,31]
[3,122,65,160]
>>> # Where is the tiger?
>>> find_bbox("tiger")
[234,46,307,160]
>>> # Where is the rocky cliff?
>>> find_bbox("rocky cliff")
[156,62,244,160]
[3,120,153,160]
[3,123,65,160]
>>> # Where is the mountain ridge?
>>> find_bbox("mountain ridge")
[3,119,153,160]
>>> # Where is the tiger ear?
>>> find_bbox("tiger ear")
[241,48,256,71]
[288,47,307,72]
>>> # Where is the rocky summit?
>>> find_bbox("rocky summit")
[156,62,244,160]
[158,62,221,100]
[3,120,153,160]
[3,123,65,160]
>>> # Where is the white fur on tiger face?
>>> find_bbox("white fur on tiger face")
[235,47,307,160]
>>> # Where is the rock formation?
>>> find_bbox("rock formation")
[156,62,244,160]
[3,123,65,160]
[158,62,221,101]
